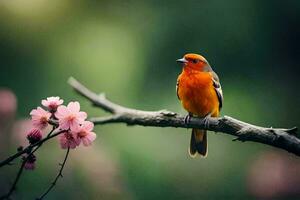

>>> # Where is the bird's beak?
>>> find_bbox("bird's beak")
[176,57,188,64]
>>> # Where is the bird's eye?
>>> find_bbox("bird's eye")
[192,59,198,64]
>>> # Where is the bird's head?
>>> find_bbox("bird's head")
[176,53,211,72]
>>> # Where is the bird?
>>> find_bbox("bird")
[176,53,223,157]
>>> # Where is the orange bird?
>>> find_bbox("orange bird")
[176,53,223,157]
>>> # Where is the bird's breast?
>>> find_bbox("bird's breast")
[177,71,219,117]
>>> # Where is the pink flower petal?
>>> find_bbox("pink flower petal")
[30,107,51,130]
[69,120,79,131]
[70,123,80,133]
[42,97,64,110]
[82,138,91,146]
[37,107,45,113]
[56,105,68,116]
[87,132,97,141]
[77,111,87,121]
[55,101,89,131]
[41,99,48,107]
[59,132,78,149]
[82,121,94,132]
[55,111,64,119]
[30,109,38,116]
[82,132,96,146]
[58,119,70,130]
[68,102,80,113]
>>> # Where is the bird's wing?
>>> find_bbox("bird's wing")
[176,79,180,100]
[211,71,223,109]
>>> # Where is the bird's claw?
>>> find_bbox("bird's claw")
[184,113,211,129]
[184,113,192,126]
[202,114,211,129]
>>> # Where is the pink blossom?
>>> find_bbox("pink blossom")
[24,154,36,170]
[41,96,63,111]
[72,121,96,146]
[55,101,87,130]
[27,129,42,144]
[24,161,35,170]
[30,107,51,130]
[59,131,80,149]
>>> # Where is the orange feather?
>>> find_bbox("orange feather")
[176,53,222,157]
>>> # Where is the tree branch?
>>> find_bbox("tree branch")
[68,77,299,156]
[0,129,65,168]
[0,158,26,200]
[0,128,59,200]
[37,147,70,200]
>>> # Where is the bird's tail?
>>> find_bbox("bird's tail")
[189,129,208,158]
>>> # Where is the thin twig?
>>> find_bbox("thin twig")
[0,129,65,168]
[0,128,58,199]
[68,77,300,156]
[37,148,70,200]
[0,145,43,199]
[0,159,26,200]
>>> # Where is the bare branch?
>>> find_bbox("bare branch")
[0,127,60,200]
[0,159,26,200]
[68,77,300,156]
[0,129,65,168]
[37,147,70,200]
[0,144,43,199]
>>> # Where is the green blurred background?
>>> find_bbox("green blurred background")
[0,0,300,199]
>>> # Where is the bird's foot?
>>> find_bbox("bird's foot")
[184,113,193,126]
[202,114,212,129]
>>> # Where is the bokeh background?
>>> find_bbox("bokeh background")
[1,0,300,199]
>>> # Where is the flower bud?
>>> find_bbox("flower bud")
[23,154,36,170]
[26,129,42,144]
